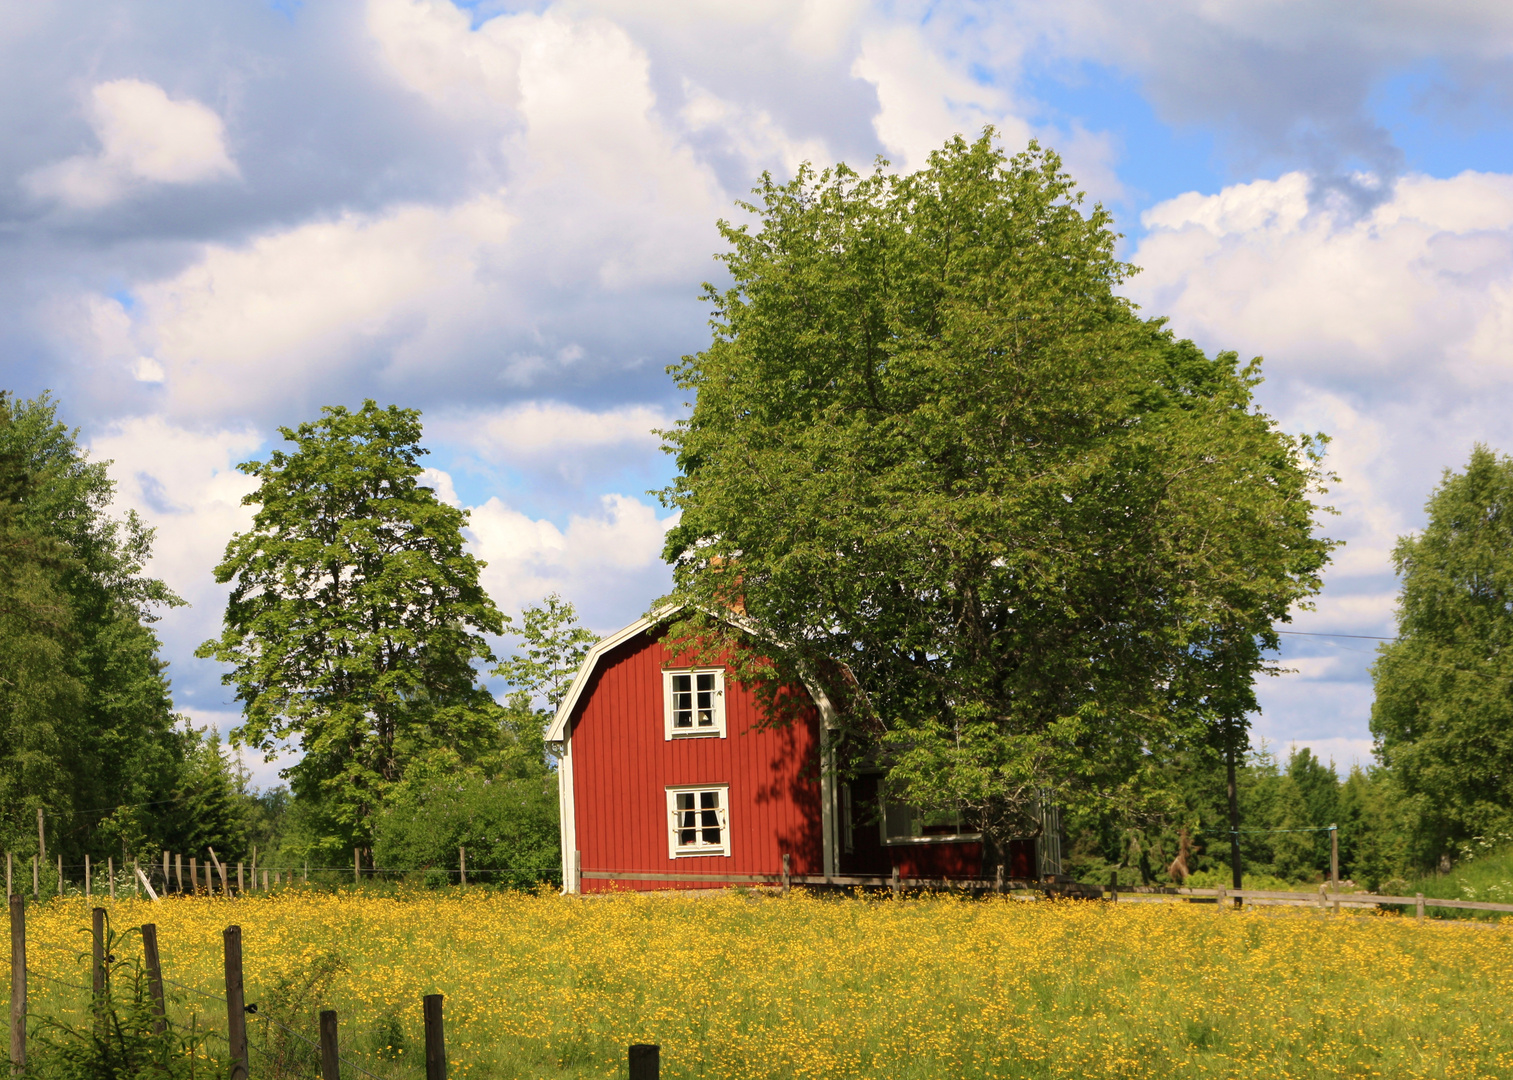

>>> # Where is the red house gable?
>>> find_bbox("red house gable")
[548,610,831,891]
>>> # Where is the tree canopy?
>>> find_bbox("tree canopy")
[1372,444,1513,864]
[659,132,1336,852]
[198,400,507,851]
[0,392,246,862]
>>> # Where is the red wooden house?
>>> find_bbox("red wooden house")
[548,608,1052,892]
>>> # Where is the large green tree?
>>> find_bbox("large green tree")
[0,392,199,863]
[199,401,506,851]
[1372,444,1513,867]
[659,133,1335,856]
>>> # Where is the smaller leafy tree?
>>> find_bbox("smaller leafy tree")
[1372,444,1513,868]
[198,401,506,852]
[493,592,597,769]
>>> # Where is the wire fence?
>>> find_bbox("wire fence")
[6,853,561,902]
[15,913,434,1080]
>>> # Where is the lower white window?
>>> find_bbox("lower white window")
[667,785,730,857]
[880,797,981,845]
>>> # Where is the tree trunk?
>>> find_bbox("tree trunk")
[1226,725,1243,907]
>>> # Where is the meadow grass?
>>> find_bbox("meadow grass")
[14,888,1512,1080]
[1404,844,1513,915]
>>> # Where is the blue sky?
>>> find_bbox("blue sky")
[5,0,1513,788]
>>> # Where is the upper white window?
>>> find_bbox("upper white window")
[667,786,730,857]
[663,668,726,739]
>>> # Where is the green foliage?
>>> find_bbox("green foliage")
[0,392,192,863]
[658,131,1335,848]
[1372,444,1513,869]
[198,401,507,850]
[371,772,559,882]
[30,917,219,1080]
[494,592,598,712]
[250,949,347,1080]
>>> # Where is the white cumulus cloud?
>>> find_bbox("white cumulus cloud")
[25,79,237,209]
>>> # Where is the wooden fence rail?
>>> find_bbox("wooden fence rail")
[579,869,1513,917]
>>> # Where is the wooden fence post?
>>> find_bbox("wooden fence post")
[35,810,43,869]
[1415,893,1425,924]
[1107,871,1117,903]
[995,863,1005,896]
[161,851,168,894]
[354,849,360,886]
[11,895,25,1075]
[85,855,92,900]
[890,867,900,898]
[1330,824,1339,890]
[319,1009,340,1080]
[459,846,466,887]
[781,853,790,896]
[423,993,446,1080]
[1216,885,1226,910]
[7,853,11,900]
[629,1043,660,1080]
[56,855,61,899]
[109,857,115,900]
[91,907,106,1034]
[237,863,244,895]
[223,926,249,1080]
[141,923,166,1036]
[189,858,197,895]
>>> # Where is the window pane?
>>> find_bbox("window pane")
[702,827,722,845]
[696,672,715,692]
[700,791,719,809]
[677,792,695,810]
[671,674,694,727]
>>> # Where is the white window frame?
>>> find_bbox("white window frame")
[662,668,727,739]
[666,785,731,858]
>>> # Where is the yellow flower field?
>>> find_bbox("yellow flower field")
[12,889,1512,1080]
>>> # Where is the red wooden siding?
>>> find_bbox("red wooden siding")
[568,631,824,891]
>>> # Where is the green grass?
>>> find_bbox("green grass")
[1402,840,1513,917]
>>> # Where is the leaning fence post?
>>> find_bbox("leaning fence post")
[10,895,25,1075]
[142,923,167,1036]
[319,1009,340,1080]
[423,993,446,1080]
[781,853,790,896]
[91,907,106,1033]
[224,926,248,1080]
[629,1043,660,1080]
[1415,892,1425,924]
